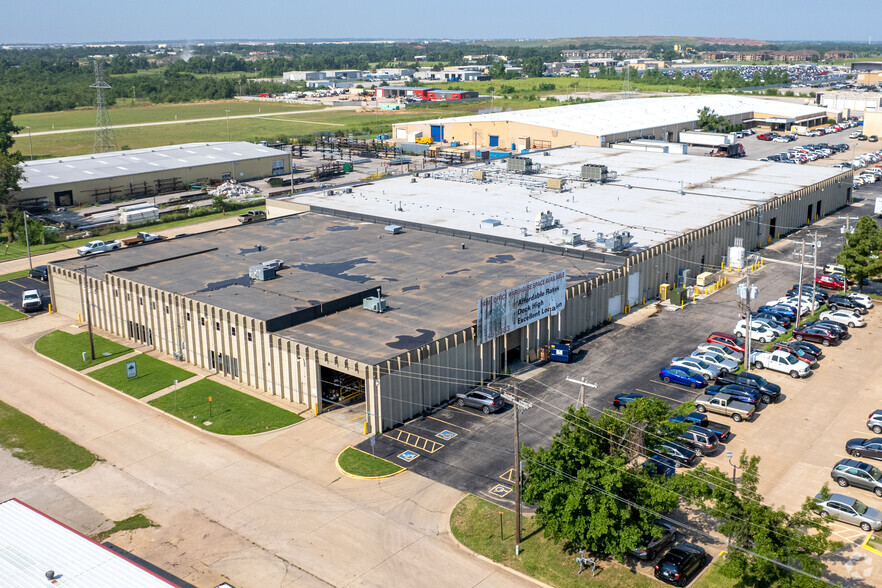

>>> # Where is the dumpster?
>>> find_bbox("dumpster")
[549,339,573,363]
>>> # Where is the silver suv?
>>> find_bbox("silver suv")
[831,459,882,497]
[815,493,882,531]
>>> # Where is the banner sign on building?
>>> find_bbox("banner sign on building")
[477,270,567,345]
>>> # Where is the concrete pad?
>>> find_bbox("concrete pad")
[86,416,185,468]
[290,507,423,586]
[54,462,158,521]
[211,549,331,588]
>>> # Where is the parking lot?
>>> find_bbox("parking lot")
[358,188,882,566]
[0,273,51,316]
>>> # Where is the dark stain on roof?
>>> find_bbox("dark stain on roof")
[402,285,420,292]
[295,257,375,283]
[486,254,515,264]
[386,329,436,349]
[201,275,250,292]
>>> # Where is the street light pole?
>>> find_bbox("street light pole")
[22,211,32,271]
[725,451,741,548]
[82,264,97,360]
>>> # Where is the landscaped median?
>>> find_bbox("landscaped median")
[35,330,132,370]
[148,379,303,435]
[336,447,403,479]
[450,494,727,588]
[89,353,194,399]
[0,303,25,323]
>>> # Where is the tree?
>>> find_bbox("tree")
[837,216,882,287]
[521,400,694,558]
[522,56,545,78]
[696,107,730,132]
[488,61,506,79]
[0,110,24,211]
[709,452,840,587]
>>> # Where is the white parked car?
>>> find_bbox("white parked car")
[749,350,810,379]
[736,318,785,337]
[690,351,739,374]
[734,320,777,343]
[670,357,721,380]
[695,342,743,363]
[820,309,865,328]
[848,293,874,309]
[824,263,846,275]
[778,295,820,311]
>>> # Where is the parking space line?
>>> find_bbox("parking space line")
[499,468,515,483]
[651,379,696,392]
[635,388,690,405]
[447,406,486,419]
[347,414,364,422]
[427,415,472,432]
[384,429,444,453]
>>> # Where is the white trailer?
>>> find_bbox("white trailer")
[678,131,737,147]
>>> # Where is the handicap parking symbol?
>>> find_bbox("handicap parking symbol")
[398,450,419,462]
[489,484,512,498]
[435,430,457,440]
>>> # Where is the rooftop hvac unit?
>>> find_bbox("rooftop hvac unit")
[472,170,486,181]
[249,264,277,281]
[581,164,611,182]
[507,156,533,173]
[261,259,284,271]
[535,210,560,232]
[564,232,582,246]
[595,230,633,252]
[363,296,387,313]
[385,224,403,234]
[546,178,563,190]
[343,187,353,193]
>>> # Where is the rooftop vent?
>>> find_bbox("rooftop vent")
[261,259,284,271]
[595,230,633,252]
[249,264,277,281]
[363,290,387,313]
[385,224,403,234]
[481,218,502,228]
[564,232,582,246]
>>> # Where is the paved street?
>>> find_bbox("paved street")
[0,316,538,588]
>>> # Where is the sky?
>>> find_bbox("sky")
[2,0,879,45]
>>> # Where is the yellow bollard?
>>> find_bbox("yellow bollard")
[721,261,724,270]
[608,313,612,321]
[363,421,368,435]
[724,277,728,285]
[77,313,81,322]
[681,300,684,309]
[760,259,764,267]
[314,403,319,416]
[48,303,52,314]
[642,297,645,305]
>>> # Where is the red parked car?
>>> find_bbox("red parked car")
[815,274,845,290]
[793,325,840,347]
[757,134,773,141]
[706,332,746,354]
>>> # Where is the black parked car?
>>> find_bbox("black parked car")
[28,265,48,281]
[714,372,780,404]
[658,442,698,467]
[628,521,678,560]
[613,393,645,409]
[704,384,761,406]
[655,543,708,586]
[847,438,882,461]
[828,295,868,314]
[803,319,849,338]
[788,340,823,358]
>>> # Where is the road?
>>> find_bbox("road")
[0,315,537,588]
[12,106,358,138]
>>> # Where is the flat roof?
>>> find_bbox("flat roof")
[20,142,285,190]
[52,213,618,364]
[284,146,845,253]
[0,499,175,587]
[394,95,828,138]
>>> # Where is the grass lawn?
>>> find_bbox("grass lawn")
[13,100,322,133]
[89,354,195,399]
[337,447,403,478]
[693,560,737,588]
[93,513,157,542]
[148,379,303,435]
[0,303,25,323]
[35,331,132,371]
[0,204,265,261]
[0,269,30,282]
[450,494,660,588]
[0,399,97,471]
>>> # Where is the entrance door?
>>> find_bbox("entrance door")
[430,125,443,142]
[816,200,822,219]
[768,217,777,241]
[807,204,813,224]
[54,190,73,207]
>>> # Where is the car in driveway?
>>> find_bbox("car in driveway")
[28,265,48,281]
[802,319,848,339]
[658,442,698,467]
[820,309,865,328]
[848,293,874,309]
[669,412,731,442]
[645,454,677,478]
[706,332,745,354]
[752,310,791,329]
[793,325,839,346]
[846,438,882,461]
[695,342,743,363]
[831,459,882,497]
[788,340,823,358]
[654,542,707,586]
[613,392,645,409]
[628,521,678,560]
[815,493,882,532]
[454,387,504,414]
[868,410,882,435]
[828,295,868,314]
[689,351,738,374]
[658,366,706,388]
[824,263,846,275]
[670,357,719,380]
[21,290,42,312]
[816,274,846,290]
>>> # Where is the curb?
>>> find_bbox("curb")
[334,446,405,480]
[861,533,882,556]
[443,495,551,588]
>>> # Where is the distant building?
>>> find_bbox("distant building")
[825,50,855,60]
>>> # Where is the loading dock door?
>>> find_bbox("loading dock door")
[54,190,73,207]
[769,217,777,240]
[430,125,444,142]
[608,294,622,318]
[489,135,499,147]
[627,272,640,306]
[319,365,365,411]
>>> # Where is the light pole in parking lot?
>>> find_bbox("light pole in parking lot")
[22,210,32,271]
[725,451,741,549]
[737,278,759,372]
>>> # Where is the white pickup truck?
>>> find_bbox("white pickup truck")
[749,350,810,379]
[77,239,122,256]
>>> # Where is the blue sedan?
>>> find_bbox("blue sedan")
[659,366,706,388]
[758,304,797,321]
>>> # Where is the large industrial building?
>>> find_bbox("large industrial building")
[12,142,291,210]
[49,146,851,434]
[391,95,831,148]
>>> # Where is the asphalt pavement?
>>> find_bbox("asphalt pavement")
[0,274,51,315]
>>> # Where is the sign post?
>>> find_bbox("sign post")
[208,396,212,419]
[125,360,137,380]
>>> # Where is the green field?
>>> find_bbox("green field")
[0,399,97,471]
[337,447,403,478]
[35,331,132,371]
[148,379,303,435]
[0,204,265,261]
[13,100,323,133]
[0,304,25,323]
[89,354,195,399]
[0,269,30,282]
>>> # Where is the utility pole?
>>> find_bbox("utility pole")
[565,376,598,406]
[811,231,819,306]
[513,383,522,553]
[795,239,805,328]
[22,211,33,271]
[738,276,758,371]
[82,264,98,360]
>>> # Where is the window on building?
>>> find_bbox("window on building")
[216,322,220,331]
[200,317,205,326]
[151,301,156,310]
[247,332,253,342]
[126,293,131,302]
[231,326,236,336]
[165,306,169,314]
[139,297,143,306]
[186,312,191,321]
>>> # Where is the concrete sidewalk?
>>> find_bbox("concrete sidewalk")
[0,314,538,588]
